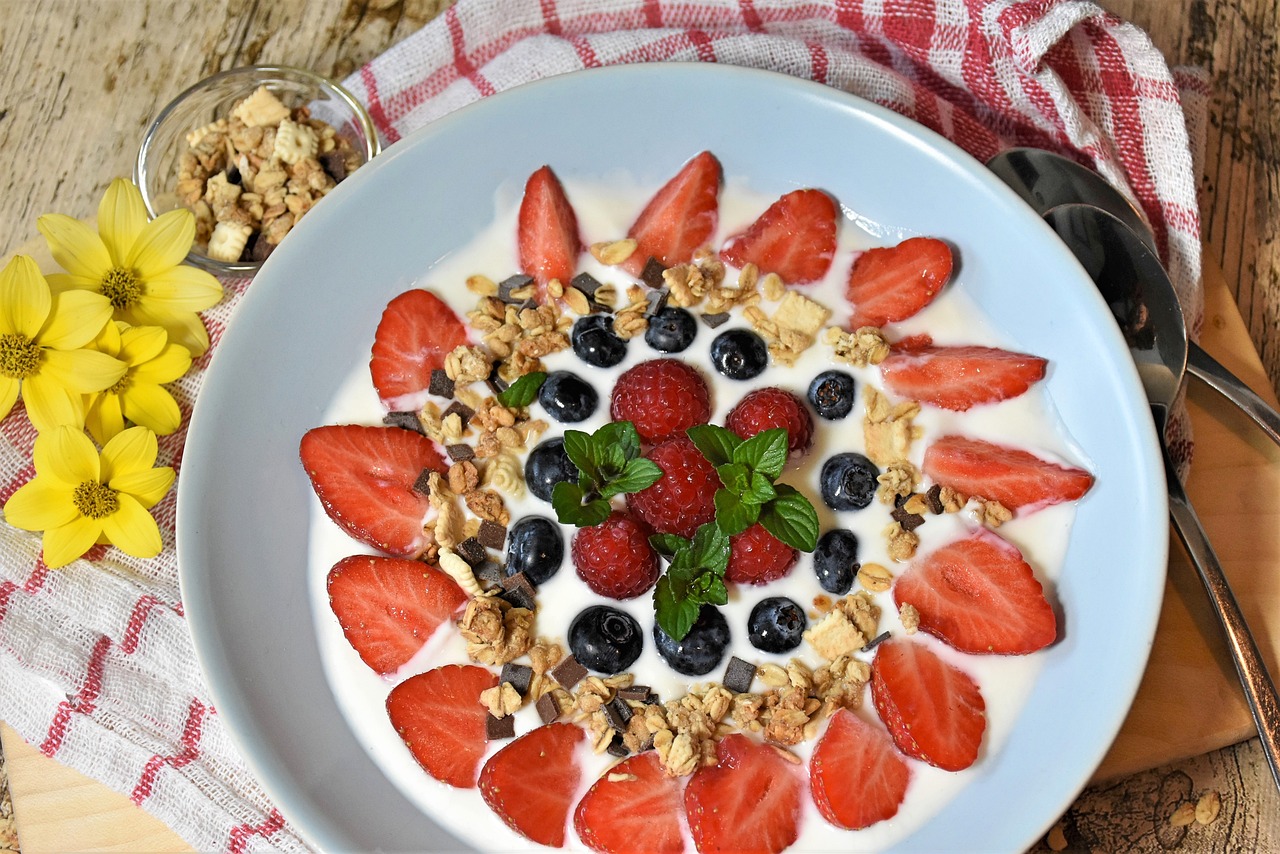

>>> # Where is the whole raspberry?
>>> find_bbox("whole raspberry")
[571,512,659,599]
[725,387,814,460]
[726,522,798,585]
[610,359,711,444]
[626,435,719,539]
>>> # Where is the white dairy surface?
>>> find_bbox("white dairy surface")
[307,174,1089,852]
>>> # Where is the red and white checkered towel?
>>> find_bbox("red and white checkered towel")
[0,0,1205,849]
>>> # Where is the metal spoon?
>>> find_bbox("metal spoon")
[1044,203,1280,792]
[988,147,1280,447]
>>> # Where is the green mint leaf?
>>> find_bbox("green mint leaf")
[601,458,662,499]
[649,533,690,557]
[734,428,789,480]
[759,484,820,552]
[596,420,641,462]
[716,462,750,495]
[496,371,546,408]
[702,574,729,605]
[686,424,740,467]
[714,488,758,536]
[654,575,701,640]
[551,481,612,528]
[744,471,778,505]
[561,430,600,486]
[686,522,731,574]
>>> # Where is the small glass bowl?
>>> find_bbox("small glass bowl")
[135,65,381,277]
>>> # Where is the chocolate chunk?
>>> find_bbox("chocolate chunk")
[536,692,562,724]
[485,713,516,741]
[428,368,455,398]
[318,150,348,183]
[383,410,424,434]
[893,492,910,508]
[604,696,633,731]
[477,519,507,551]
[551,654,588,690]
[500,572,536,611]
[249,233,275,263]
[890,504,926,532]
[700,312,730,329]
[486,366,509,396]
[640,257,666,289]
[411,467,434,497]
[456,537,488,567]
[722,656,757,694]
[570,272,604,297]
[499,274,535,303]
[925,483,945,515]
[226,166,242,185]
[862,630,891,652]
[606,734,630,757]
[474,560,505,592]
[441,400,474,425]
[643,288,669,318]
[615,685,652,702]
[500,663,534,697]
[445,443,475,462]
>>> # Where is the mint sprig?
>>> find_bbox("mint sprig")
[495,370,546,407]
[551,421,662,527]
[651,522,730,640]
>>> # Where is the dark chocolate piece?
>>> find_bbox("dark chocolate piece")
[862,630,892,652]
[445,443,476,462]
[700,312,730,329]
[604,696,633,731]
[456,537,488,567]
[643,288,669,318]
[226,166,242,185]
[499,274,535,303]
[485,713,516,741]
[925,483,945,515]
[606,734,630,757]
[893,492,910,508]
[318,150,348,183]
[249,234,275,263]
[486,362,510,396]
[551,654,588,690]
[536,692,562,724]
[383,410,424,434]
[477,519,507,551]
[474,560,505,592]
[500,572,536,611]
[570,272,604,297]
[890,504,926,532]
[428,368,455,399]
[640,257,666,289]
[500,662,534,697]
[441,400,475,425]
[722,656,757,695]
[411,467,434,497]
[615,685,652,702]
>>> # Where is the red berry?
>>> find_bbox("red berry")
[623,150,722,276]
[810,708,911,830]
[626,435,719,539]
[725,387,814,460]
[610,359,711,445]
[573,752,686,854]
[386,664,496,788]
[726,522,798,585]
[518,165,582,297]
[922,435,1094,512]
[369,288,469,411]
[845,236,953,328]
[480,722,584,847]
[880,343,1047,411]
[685,733,803,854]
[720,188,839,284]
[572,512,660,599]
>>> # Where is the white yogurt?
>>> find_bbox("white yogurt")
[307,175,1089,852]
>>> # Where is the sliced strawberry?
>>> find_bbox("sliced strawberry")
[387,664,497,788]
[894,530,1056,654]
[810,709,910,830]
[922,435,1094,512]
[871,638,986,771]
[519,165,583,295]
[327,554,469,673]
[369,288,469,410]
[573,752,686,854]
[719,188,838,284]
[880,344,1047,411]
[623,151,722,275]
[684,734,803,854]
[480,722,584,847]
[845,236,953,328]
[300,424,447,557]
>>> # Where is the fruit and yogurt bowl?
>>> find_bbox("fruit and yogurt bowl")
[301,147,1098,853]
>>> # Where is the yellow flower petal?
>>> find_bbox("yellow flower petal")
[118,325,168,365]
[43,515,103,568]
[40,348,126,394]
[101,493,163,558]
[85,391,126,446]
[110,466,175,509]
[138,264,224,312]
[130,342,191,384]
[22,373,87,433]
[99,179,148,267]
[44,272,101,295]
[4,478,78,531]
[0,377,19,424]
[101,425,158,481]
[120,383,182,436]
[39,289,114,350]
[0,255,52,338]
[126,209,194,278]
[126,304,209,357]
[37,214,112,282]
[39,425,100,484]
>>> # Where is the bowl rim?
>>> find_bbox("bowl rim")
[133,64,382,277]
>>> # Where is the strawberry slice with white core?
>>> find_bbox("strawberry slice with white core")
[519,165,583,297]
[719,188,838,284]
[684,733,803,854]
[480,722,585,847]
[369,288,469,411]
[574,752,686,854]
[386,664,497,788]
[300,424,446,557]
[880,343,1048,411]
[623,151,722,276]
[845,236,953,328]
[922,434,1094,512]
[871,638,986,771]
[327,554,469,674]
[894,529,1057,654]
[810,708,911,830]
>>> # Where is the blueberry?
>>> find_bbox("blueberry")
[644,306,697,353]
[571,314,628,368]
[709,328,768,380]
[569,605,643,674]
[538,371,598,423]
[506,516,564,586]
[808,370,856,419]
[819,452,880,511]
[525,438,580,502]
[813,528,859,594]
[653,605,730,676]
[747,597,807,653]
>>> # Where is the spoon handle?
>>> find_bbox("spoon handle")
[1186,343,1280,447]
[1166,449,1280,792]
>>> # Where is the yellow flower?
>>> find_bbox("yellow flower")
[37,178,223,357]
[84,322,192,445]
[4,425,175,567]
[0,255,126,432]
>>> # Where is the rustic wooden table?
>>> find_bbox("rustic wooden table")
[1,1,1278,852]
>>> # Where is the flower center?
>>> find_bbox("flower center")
[101,267,143,310]
[0,333,41,379]
[73,481,119,519]
[108,373,131,395]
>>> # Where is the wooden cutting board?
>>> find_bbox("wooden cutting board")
[3,256,1278,848]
